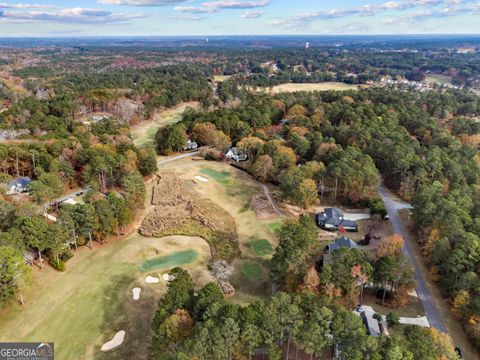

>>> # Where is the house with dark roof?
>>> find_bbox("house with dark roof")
[327,236,359,253]
[316,207,358,232]
[323,236,360,265]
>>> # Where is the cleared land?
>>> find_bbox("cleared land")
[131,102,198,148]
[424,74,452,85]
[213,75,232,82]
[265,82,362,94]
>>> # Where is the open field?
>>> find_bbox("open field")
[425,74,452,85]
[213,75,232,82]
[264,82,364,94]
[131,102,198,148]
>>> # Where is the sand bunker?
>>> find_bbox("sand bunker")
[132,287,141,300]
[194,175,209,183]
[145,276,159,284]
[162,274,173,281]
[101,330,126,351]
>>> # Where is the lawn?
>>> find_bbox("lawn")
[200,167,233,185]
[131,102,197,148]
[265,82,362,94]
[240,260,265,281]
[0,234,213,360]
[213,75,232,82]
[138,249,198,272]
[267,220,284,233]
[249,239,274,257]
[425,74,452,85]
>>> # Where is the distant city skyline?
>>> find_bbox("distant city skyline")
[0,0,479,37]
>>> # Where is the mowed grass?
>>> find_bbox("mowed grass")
[240,260,265,281]
[266,82,361,94]
[249,239,274,257]
[200,167,233,185]
[425,74,452,85]
[131,102,197,148]
[267,220,284,233]
[138,249,198,272]
[0,233,212,360]
[213,75,232,82]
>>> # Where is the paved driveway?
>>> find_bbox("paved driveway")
[378,186,447,332]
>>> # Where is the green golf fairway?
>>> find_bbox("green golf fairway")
[138,249,198,272]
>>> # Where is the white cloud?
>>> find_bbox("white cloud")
[269,0,479,29]
[98,0,187,6]
[175,0,270,14]
[0,7,146,24]
[0,3,54,9]
[241,10,265,18]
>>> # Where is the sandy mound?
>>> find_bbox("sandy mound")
[251,192,278,220]
[140,173,239,260]
[145,276,159,284]
[101,330,126,351]
[132,287,141,300]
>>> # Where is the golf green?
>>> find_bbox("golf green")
[138,249,198,272]
[250,239,274,257]
[241,261,264,281]
[200,168,232,185]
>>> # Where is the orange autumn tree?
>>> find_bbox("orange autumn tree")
[376,233,404,258]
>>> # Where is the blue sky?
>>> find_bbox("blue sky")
[0,0,479,36]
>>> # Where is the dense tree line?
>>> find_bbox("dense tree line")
[0,116,153,308]
[150,266,456,360]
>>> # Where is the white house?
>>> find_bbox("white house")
[225,147,248,162]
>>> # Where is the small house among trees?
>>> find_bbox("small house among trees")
[225,147,248,162]
[316,207,358,232]
[6,177,31,195]
[183,139,198,151]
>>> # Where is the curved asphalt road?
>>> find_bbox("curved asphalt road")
[378,186,448,333]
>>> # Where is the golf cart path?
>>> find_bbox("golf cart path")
[378,186,447,332]
[262,184,284,217]
[157,151,200,166]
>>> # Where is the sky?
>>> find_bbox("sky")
[0,0,479,37]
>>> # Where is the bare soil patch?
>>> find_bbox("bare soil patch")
[251,192,278,219]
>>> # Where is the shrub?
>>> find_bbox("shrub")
[368,197,388,218]
[386,311,400,326]
[49,258,66,271]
